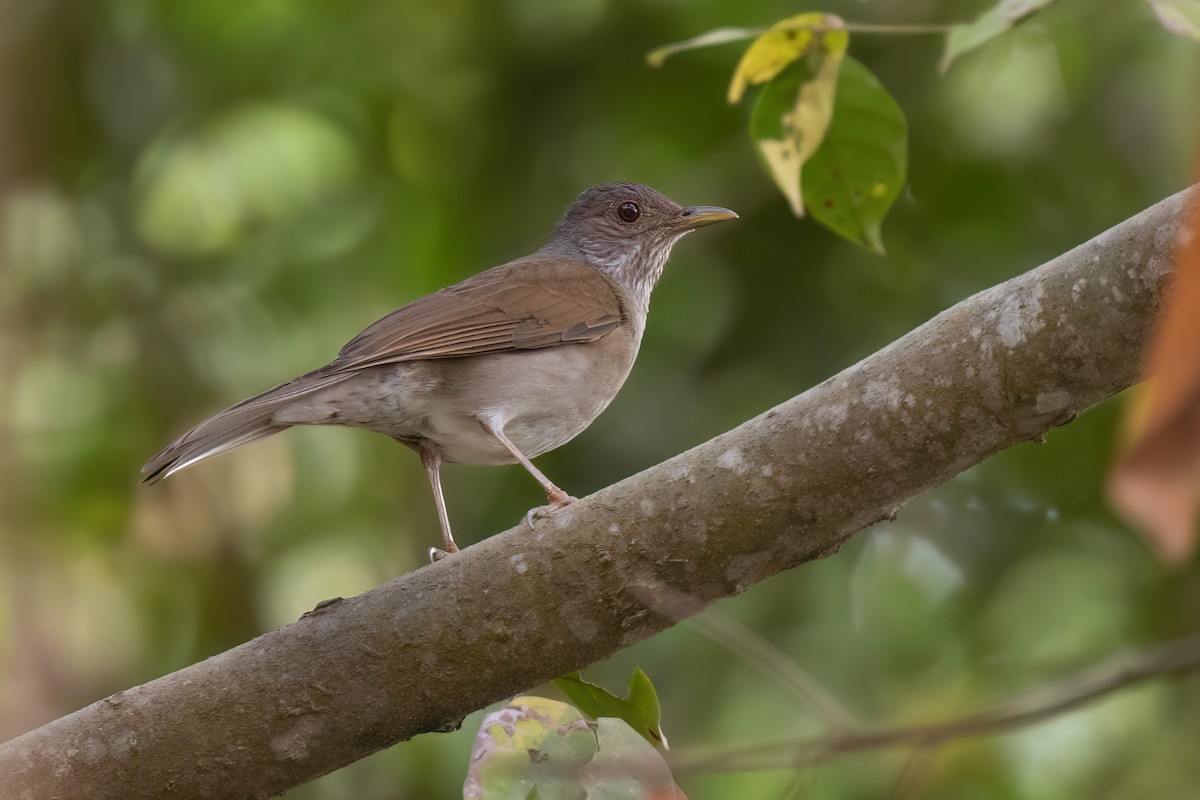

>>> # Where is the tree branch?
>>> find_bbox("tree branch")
[0,186,1193,799]
[667,631,1200,773]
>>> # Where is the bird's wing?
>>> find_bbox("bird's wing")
[327,255,625,372]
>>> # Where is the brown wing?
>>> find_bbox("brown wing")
[327,254,625,373]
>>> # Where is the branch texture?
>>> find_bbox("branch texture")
[1,187,1194,799]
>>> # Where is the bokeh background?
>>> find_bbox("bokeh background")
[2,0,1199,797]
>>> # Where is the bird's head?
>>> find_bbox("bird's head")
[545,182,737,302]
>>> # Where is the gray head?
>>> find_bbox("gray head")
[543,182,737,304]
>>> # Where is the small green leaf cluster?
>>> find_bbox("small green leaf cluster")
[649,0,1199,253]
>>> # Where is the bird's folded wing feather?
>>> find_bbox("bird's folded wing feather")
[327,255,625,372]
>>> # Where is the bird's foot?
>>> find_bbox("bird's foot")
[524,493,578,527]
[546,487,576,508]
[428,542,460,562]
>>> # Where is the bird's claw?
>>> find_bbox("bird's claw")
[429,543,460,562]
[547,489,577,508]
[524,494,578,527]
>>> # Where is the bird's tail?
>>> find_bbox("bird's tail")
[141,371,350,484]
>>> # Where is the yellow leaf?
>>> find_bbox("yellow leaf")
[789,33,847,216]
[727,13,845,104]
[758,137,803,215]
[745,22,849,217]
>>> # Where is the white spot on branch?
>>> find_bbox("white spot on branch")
[997,283,1045,348]
[1036,390,1070,414]
[813,403,848,431]
[863,379,902,410]
[717,447,749,475]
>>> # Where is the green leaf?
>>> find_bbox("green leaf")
[553,670,667,749]
[464,696,597,800]
[805,58,907,254]
[755,57,906,254]
[940,0,1057,71]
[646,27,760,69]
[742,23,848,216]
[1145,0,1200,41]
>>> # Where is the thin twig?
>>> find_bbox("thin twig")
[889,746,940,800]
[844,23,956,34]
[647,20,957,67]
[687,611,857,731]
[778,769,815,800]
[670,633,1200,774]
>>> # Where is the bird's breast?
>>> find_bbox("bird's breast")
[412,328,641,465]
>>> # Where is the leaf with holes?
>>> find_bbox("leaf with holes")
[463,696,597,800]
[755,57,906,254]
[940,0,1057,71]
[741,22,848,217]
[464,694,686,800]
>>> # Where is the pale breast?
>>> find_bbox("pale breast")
[414,326,641,464]
[273,317,641,465]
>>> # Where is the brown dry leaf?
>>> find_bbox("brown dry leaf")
[1110,190,1200,563]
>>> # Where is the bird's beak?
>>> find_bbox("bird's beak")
[676,205,739,230]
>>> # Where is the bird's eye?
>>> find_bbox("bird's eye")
[616,201,641,223]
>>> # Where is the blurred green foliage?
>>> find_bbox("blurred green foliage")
[0,0,1198,798]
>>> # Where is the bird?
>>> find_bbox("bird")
[142,182,737,558]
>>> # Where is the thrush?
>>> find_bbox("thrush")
[142,182,737,557]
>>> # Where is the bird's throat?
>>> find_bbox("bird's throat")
[582,237,680,313]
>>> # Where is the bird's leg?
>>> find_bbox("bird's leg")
[478,418,577,515]
[419,443,459,561]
